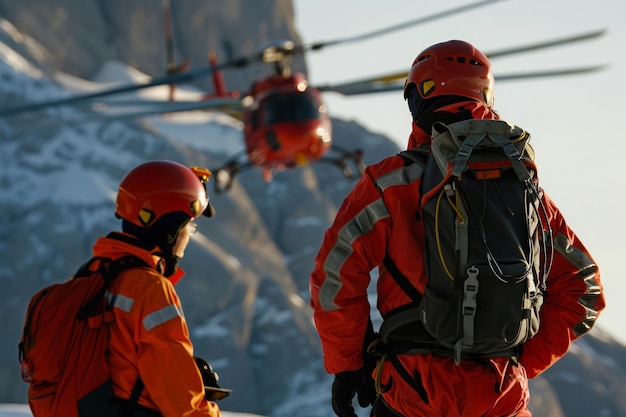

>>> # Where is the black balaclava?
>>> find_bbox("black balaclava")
[122,212,190,277]
[405,83,476,134]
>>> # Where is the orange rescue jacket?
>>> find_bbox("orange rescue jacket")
[92,232,222,417]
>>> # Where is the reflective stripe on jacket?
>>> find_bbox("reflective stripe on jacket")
[92,232,221,417]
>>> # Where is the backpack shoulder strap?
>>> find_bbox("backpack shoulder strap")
[76,255,150,320]
[398,144,429,168]
[100,256,150,415]
[73,256,111,279]
[82,256,150,414]
[101,255,151,281]
[72,254,149,281]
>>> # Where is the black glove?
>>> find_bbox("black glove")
[331,369,372,417]
[194,357,232,401]
[362,327,379,407]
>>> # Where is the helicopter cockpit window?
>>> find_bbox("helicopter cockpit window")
[262,93,320,125]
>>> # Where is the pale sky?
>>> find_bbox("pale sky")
[295,0,625,344]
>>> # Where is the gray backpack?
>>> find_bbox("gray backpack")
[384,119,553,364]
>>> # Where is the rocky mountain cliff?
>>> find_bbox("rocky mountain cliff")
[0,2,624,417]
[0,0,304,93]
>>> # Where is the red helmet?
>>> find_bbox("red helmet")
[116,160,214,228]
[404,40,494,107]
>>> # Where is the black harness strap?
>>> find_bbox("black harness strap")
[381,144,428,306]
[382,254,422,305]
[387,353,429,404]
[118,377,150,417]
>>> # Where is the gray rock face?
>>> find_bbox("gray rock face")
[0,0,304,92]
[0,3,625,417]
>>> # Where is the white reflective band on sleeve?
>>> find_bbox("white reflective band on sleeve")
[375,164,424,191]
[143,304,184,332]
[554,232,601,337]
[319,199,390,311]
[554,233,594,271]
[108,293,134,313]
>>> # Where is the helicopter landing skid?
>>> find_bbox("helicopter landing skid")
[318,147,365,179]
[213,154,254,194]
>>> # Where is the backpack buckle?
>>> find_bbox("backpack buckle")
[458,266,480,363]
[463,266,480,315]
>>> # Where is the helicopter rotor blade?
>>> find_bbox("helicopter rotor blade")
[317,28,609,94]
[494,64,610,81]
[318,64,607,96]
[91,97,244,112]
[0,65,233,117]
[7,97,245,135]
[485,28,607,59]
[89,97,245,121]
[300,0,507,53]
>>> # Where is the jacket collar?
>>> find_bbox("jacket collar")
[92,232,168,277]
[406,100,500,149]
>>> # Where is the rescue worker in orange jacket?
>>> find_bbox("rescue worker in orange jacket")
[309,40,605,417]
[93,160,222,417]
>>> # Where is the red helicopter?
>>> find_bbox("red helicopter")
[204,40,366,191]
[0,0,608,193]
[160,0,349,189]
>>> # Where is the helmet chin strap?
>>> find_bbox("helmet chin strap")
[121,214,190,282]
[163,253,181,277]
[159,254,185,285]
[156,253,185,285]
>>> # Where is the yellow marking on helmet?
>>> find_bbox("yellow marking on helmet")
[421,79,436,97]
[190,200,202,216]
[138,209,154,226]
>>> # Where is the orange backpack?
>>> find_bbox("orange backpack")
[19,256,147,417]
